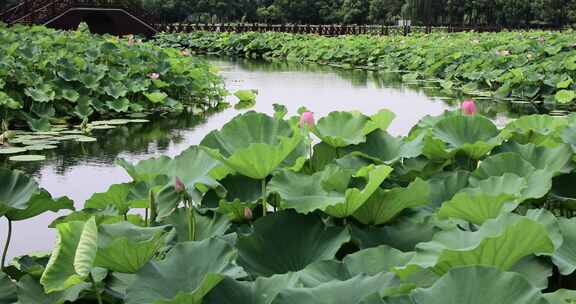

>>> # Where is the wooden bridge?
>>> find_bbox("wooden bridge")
[0,0,158,36]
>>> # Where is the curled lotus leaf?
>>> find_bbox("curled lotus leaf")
[312,110,395,148]
[268,164,392,217]
[399,213,556,276]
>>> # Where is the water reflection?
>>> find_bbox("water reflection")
[0,57,536,260]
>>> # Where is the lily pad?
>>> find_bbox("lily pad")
[9,155,46,162]
[0,147,28,154]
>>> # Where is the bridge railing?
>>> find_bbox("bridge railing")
[157,23,564,36]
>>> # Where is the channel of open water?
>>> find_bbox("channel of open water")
[1,57,526,261]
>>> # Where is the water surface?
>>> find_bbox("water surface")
[1,57,523,260]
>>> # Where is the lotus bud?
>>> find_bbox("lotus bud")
[244,207,253,221]
[127,35,135,46]
[299,111,315,128]
[175,177,185,193]
[461,100,477,116]
[181,49,191,56]
[148,72,160,80]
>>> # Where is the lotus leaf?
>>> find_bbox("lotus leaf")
[403,213,555,275]
[125,238,246,304]
[200,111,303,179]
[312,110,393,148]
[411,266,549,304]
[0,168,39,217]
[0,272,17,304]
[272,273,399,304]
[204,273,299,304]
[268,164,392,217]
[16,275,88,304]
[438,192,517,224]
[353,179,430,225]
[236,211,350,276]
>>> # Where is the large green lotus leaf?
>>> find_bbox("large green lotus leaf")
[410,266,550,304]
[403,213,555,275]
[343,245,414,276]
[552,217,576,275]
[427,171,470,209]
[353,179,430,225]
[351,213,439,251]
[3,252,50,280]
[561,125,576,152]
[0,272,17,304]
[471,152,536,181]
[272,273,399,304]
[0,168,39,217]
[207,174,263,213]
[41,218,98,293]
[503,114,567,144]
[169,146,224,193]
[544,289,576,304]
[6,190,73,221]
[295,260,352,286]
[116,157,172,184]
[429,115,501,159]
[496,142,573,175]
[125,238,246,304]
[267,167,346,214]
[467,170,553,202]
[204,273,300,304]
[312,111,371,148]
[200,112,302,179]
[310,142,339,172]
[94,222,170,273]
[365,109,396,133]
[163,209,231,242]
[344,130,424,164]
[16,275,89,304]
[510,256,553,291]
[437,193,518,225]
[269,164,391,217]
[237,211,350,276]
[84,183,140,215]
[325,165,393,218]
[118,146,223,195]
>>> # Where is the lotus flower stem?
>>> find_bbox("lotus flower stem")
[261,179,268,216]
[187,200,196,242]
[1,219,12,269]
[89,273,104,304]
[149,190,157,227]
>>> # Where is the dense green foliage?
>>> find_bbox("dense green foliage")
[156,30,576,107]
[0,24,225,132]
[55,0,576,26]
[4,107,576,302]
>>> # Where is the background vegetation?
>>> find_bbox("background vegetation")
[2,0,576,27]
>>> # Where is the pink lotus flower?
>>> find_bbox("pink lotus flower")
[175,177,185,192]
[127,35,135,46]
[299,112,314,128]
[181,49,191,56]
[244,207,253,220]
[148,72,160,80]
[461,100,477,116]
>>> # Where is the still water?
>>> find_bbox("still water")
[0,58,522,260]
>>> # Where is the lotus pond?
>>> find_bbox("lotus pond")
[2,27,576,303]
[156,30,576,110]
